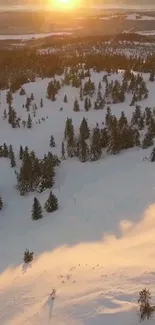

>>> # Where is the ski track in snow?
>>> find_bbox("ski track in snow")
[0,70,155,324]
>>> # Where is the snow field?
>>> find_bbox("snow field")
[0,70,155,324]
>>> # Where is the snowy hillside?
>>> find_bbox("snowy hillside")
[1,68,155,325]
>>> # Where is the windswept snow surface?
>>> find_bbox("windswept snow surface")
[126,13,155,20]
[0,32,73,41]
[0,71,155,325]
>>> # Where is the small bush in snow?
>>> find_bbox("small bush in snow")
[138,288,155,322]
[23,249,34,264]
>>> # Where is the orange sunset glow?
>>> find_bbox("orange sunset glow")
[51,0,81,10]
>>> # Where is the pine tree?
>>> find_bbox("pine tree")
[9,145,16,167]
[150,147,155,162]
[40,98,43,107]
[100,128,109,148]
[80,86,83,101]
[27,114,32,129]
[19,145,24,160]
[61,142,65,159]
[80,117,90,140]
[84,97,89,111]
[30,93,34,101]
[64,94,68,103]
[0,196,3,210]
[79,135,89,163]
[119,111,128,129]
[31,197,43,220]
[90,126,102,161]
[20,88,26,95]
[3,109,7,119]
[142,131,153,149]
[88,98,92,109]
[44,191,58,213]
[25,98,31,111]
[50,135,56,148]
[6,91,13,106]
[138,116,144,130]
[3,143,8,157]
[149,70,155,82]
[73,98,80,112]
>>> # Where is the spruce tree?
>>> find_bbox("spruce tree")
[0,196,3,210]
[90,127,102,161]
[19,145,23,160]
[142,131,153,149]
[3,109,7,119]
[88,98,92,109]
[150,147,155,162]
[80,117,90,140]
[119,111,127,129]
[50,135,56,148]
[27,114,32,129]
[44,191,58,213]
[64,94,68,103]
[79,135,89,163]
[149,71,155,82]
[61,142,65,159]
[40,98,43,107]
[20,88,26,95]
[84,97,89,112]
[80,86,83,101]
[31,197,43,220]
[3,143,8,157]
[25,98,31,111]
[9,145,16,167]
[73,98,80,112]
[30,93,34,101]
[138,116,144,130]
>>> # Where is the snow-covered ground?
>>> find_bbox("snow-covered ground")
[0,70,155,325]
[126,13,155,20]
[0,32,73,41]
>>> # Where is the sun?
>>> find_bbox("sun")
[51,0,80,11]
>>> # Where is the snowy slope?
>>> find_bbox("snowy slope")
[0,70,155,325]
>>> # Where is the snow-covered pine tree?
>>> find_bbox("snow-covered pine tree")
[80,86,83,101]
[150,147,155,162]
[9,145,16,167]
[19,145,24,160]
[79,134,89,163]
[44,191,58,213]
[61,142,65,159]
[40,98,43,107]
[3,109,7,119]
[20,88,26,95]
[90,126,102,161]
[149,70,155,82]
[27,114,32,129]
[84,97,89,111]
[31,197,43,220]
[64,94,68,103]
[73,98,80,112]
[3,143,8,157]
[50,135,56,148]
[0,196,3,210]
[80,117,90,140]
[30,93,34,101]
[142,131,153,149]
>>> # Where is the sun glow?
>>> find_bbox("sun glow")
[51,0,80,11]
